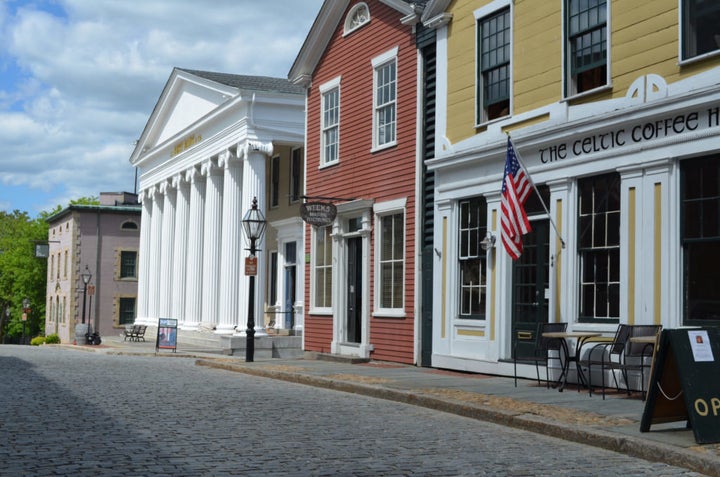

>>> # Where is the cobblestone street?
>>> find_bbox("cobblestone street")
[0,346,707,476]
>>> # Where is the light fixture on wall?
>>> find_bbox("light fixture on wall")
[480,232,496,251]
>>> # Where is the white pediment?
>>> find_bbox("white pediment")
[130,68,238,162]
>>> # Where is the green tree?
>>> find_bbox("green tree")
[0,211,49,342]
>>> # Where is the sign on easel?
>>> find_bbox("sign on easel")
[156,318,178,352]
[640,328,720,444]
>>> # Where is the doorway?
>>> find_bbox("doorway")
[346,236,363,343]
[511,219,550,357]
[283,242,296,332]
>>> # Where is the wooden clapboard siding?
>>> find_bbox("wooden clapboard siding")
[304,0,419,363]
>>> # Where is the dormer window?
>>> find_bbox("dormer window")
[344,2,370,35]
[121,220,139,231]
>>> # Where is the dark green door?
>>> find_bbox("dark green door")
[346,237,362,343]
[511,220,550,358]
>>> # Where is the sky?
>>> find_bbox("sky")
[0,0,323,216]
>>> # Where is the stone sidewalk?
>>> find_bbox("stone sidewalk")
[72,336,720,477]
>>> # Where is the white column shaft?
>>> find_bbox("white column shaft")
[183,170,205,330]
[201,162,224,329]
[217,153,243,334]
[237,146,268,335]
[172,177,190,324]
[136,194,152,323]
[159,184,176,318]
[147,188,164,323]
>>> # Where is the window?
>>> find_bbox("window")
[682,0,720,61]
[378,213,404,310]
[313,226,332,309]
[344,2,370,35]
[566,0,608,96]
[290,148,302,203]
[63,250,68,278]
[119,297,136,325]
[373,49,397,149]
[320,79,340,166]
[62,296,66,323]
[478,7,510,123]
[459,197,488,319]
[120,251,138,279]
[578,172,620,322]
[121,221,138,230]
[270,155,280,208]
[681,155,720,325]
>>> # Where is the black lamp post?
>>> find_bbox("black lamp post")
[22,298,30,344]
[242,197,266,362]
[80,265,92,325]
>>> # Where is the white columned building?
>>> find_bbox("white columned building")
[129,68,306,337]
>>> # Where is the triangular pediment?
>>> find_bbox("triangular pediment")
[130,68,239,163]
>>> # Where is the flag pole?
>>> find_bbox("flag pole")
[506,132,566,249]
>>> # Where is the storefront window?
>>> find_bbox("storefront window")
[681,155,720,325]
[578,172,620,322]
[313,226,333,309]
[459,197,487,319]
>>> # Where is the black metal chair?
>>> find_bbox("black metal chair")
[615,325,661,400]
[513,322,568,388]
[583,324,632,399]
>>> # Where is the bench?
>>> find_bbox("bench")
[123,325,148,342]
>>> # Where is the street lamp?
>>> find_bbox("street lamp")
[242,196,266,362]
[80,265,92,325]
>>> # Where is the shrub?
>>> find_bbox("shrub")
[45,334,61,344]
[30,336,46,346]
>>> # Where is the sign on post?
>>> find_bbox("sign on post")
[245,256,257,276]
[156,318,178,352]
[641,328,720,444]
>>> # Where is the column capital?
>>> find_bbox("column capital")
[241,140,274,158]
[185,166,204,184]
[218,149,241,169]
[159,180,175,195]
[171,173,186,189]
[201,159,222,177]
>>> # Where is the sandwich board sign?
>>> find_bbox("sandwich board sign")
[156,318,178,352]
[640,328,720,444]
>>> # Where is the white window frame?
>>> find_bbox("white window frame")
[371,47,398,152]
[373,198,406,317]
[679,0,720,64]
[474,0,512,126]
[310,225,333,313]
[562,0,611,99]
[319,77,341,167]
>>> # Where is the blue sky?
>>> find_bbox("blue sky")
[0,0,322,216]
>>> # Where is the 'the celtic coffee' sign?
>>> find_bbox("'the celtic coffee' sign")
[301,202,337,226]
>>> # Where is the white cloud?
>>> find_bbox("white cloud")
[0,0,322,215]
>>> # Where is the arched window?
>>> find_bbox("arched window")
[344,2,370,35]
[121,220,139,231]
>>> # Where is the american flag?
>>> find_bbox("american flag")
[500,137,531,259]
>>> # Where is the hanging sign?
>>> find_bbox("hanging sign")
[300,202,337,227]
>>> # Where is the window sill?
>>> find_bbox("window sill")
[679,49,720,66]
[319,160,339,170]
[371,141,397,154]
[373,310,406,319]
[562,83,613,103]
[308,308,333,316]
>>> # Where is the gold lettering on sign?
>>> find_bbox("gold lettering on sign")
[171,134,203,157]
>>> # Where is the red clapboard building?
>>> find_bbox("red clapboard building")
[289,0,425,363]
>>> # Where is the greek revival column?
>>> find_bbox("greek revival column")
[235,140,271,337]
[147,185,164,324]
[182,167,205,331]
[159,181,176,318]
[216,149,243,334]
[136,190,152,324]
[201,159,224,329]
[172,174,190,325]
